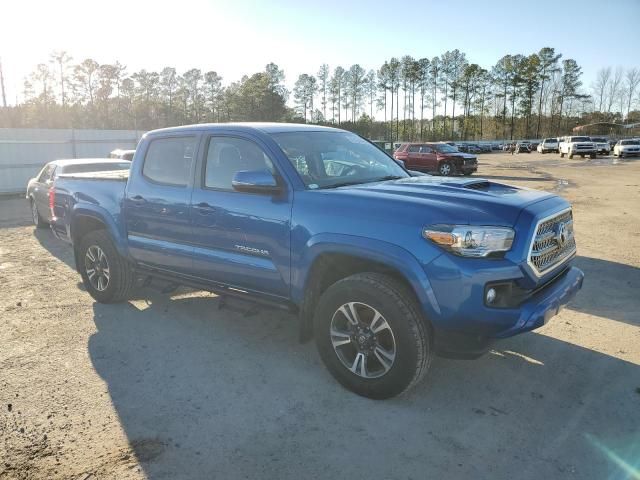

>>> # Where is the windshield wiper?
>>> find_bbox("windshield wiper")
[320,175,405,189]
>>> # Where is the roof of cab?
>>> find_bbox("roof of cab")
[144,122,345,137]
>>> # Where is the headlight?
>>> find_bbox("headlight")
[422,225,515,257]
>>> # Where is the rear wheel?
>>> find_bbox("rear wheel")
[589,153,596,159]
[313,273,432,399]
[438,162,453,176]
[78,230,134,303]
[568,153,574,159]
[560,151,565,158]
[463,171,473,176]
[30,198,47,228]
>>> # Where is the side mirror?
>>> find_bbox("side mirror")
[232,169,281,194]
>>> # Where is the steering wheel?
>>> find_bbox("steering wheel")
[341,164,363,176]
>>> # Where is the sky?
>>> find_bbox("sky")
[1,0,639,106]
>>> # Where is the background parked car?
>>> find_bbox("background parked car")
[590,137,611,155]
[26,158,132,227]
[515,142,531,153]
[109,148,136,160]
[528,142,540,152]
[613,139,640,158]
[393,142,478,176]
[537,138,559,153]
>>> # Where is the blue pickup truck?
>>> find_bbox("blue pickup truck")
[49,123,584,398]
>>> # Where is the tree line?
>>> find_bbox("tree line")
[1,48,639,141]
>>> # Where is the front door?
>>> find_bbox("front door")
[419,145,438,172]
[189,134,291,298]
[124,135,199,273]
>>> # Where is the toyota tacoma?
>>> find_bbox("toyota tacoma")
[48,123,584,399]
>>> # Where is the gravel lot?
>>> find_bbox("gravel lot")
[1,151,639,480]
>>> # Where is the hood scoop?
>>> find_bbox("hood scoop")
[463,180,491,190]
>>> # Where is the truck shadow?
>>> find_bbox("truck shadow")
[87,291,639,480]
[571,255,639,326]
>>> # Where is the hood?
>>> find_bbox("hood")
[326,175,556,227]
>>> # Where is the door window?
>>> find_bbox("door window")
[142,136,197,186]
[38,164,56,183]
[204,137,274,190]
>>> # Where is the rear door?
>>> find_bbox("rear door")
[189,134,291,298]
[124,135,199,273]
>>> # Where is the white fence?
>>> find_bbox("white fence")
[0,128,144,194]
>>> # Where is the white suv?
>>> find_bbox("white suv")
[559,136,597,159]
[537,138,559,153]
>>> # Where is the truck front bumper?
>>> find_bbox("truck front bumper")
[424,256,584,358]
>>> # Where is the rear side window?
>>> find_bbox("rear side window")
[407,145,421,153]
[204,137,274,191]
[38,164,56,182]
[142,137,196,186]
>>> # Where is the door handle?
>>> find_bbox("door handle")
[194,202,216,214]
[130,195,146,204]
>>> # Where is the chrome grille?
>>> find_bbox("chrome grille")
[528,209,576,275]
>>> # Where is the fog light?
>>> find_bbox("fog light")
[486,288,497,305]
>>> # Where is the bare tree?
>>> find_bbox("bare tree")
[592,67,611,112]
[50,51,72,106]
[606,67,623,113]
[624,68,640,119]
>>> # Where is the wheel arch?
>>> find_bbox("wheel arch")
[70,206,129,272]
[295,234,440,342]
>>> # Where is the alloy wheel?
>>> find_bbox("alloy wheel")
[330,302,397,379]
[84,245,110,292]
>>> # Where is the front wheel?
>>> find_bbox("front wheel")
[314,273,432,399]
[589,153,596,159]
[438,162,453,176]
[463,171,473,176]
[568,153,574,159]
[78,230,135,303]
[560,151,565,158]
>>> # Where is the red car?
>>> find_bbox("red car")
[393,142,478,176]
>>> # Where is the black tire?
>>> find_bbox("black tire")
[30,197,47,228]
[313,273,432,399]
[463,171,473,176]
[589,153,596,159]
[78,229,134,303]
[438,161,453,176]
[568,153,574,159]
[560,152,565,158]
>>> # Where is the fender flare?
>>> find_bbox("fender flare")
[70,204,130,260]
[294,233,441,322]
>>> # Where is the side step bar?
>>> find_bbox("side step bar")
[134,266,298,313]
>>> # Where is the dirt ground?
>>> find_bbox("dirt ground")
[1,151,639,480]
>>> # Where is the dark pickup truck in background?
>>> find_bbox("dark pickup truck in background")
[48,123,584,399]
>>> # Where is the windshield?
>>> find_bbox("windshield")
[61,162,131,174]
[571,137,591,142]
[271,131,408,189]
[621,140,640,145]
[432,144,459,153]
[590,138,606,142]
